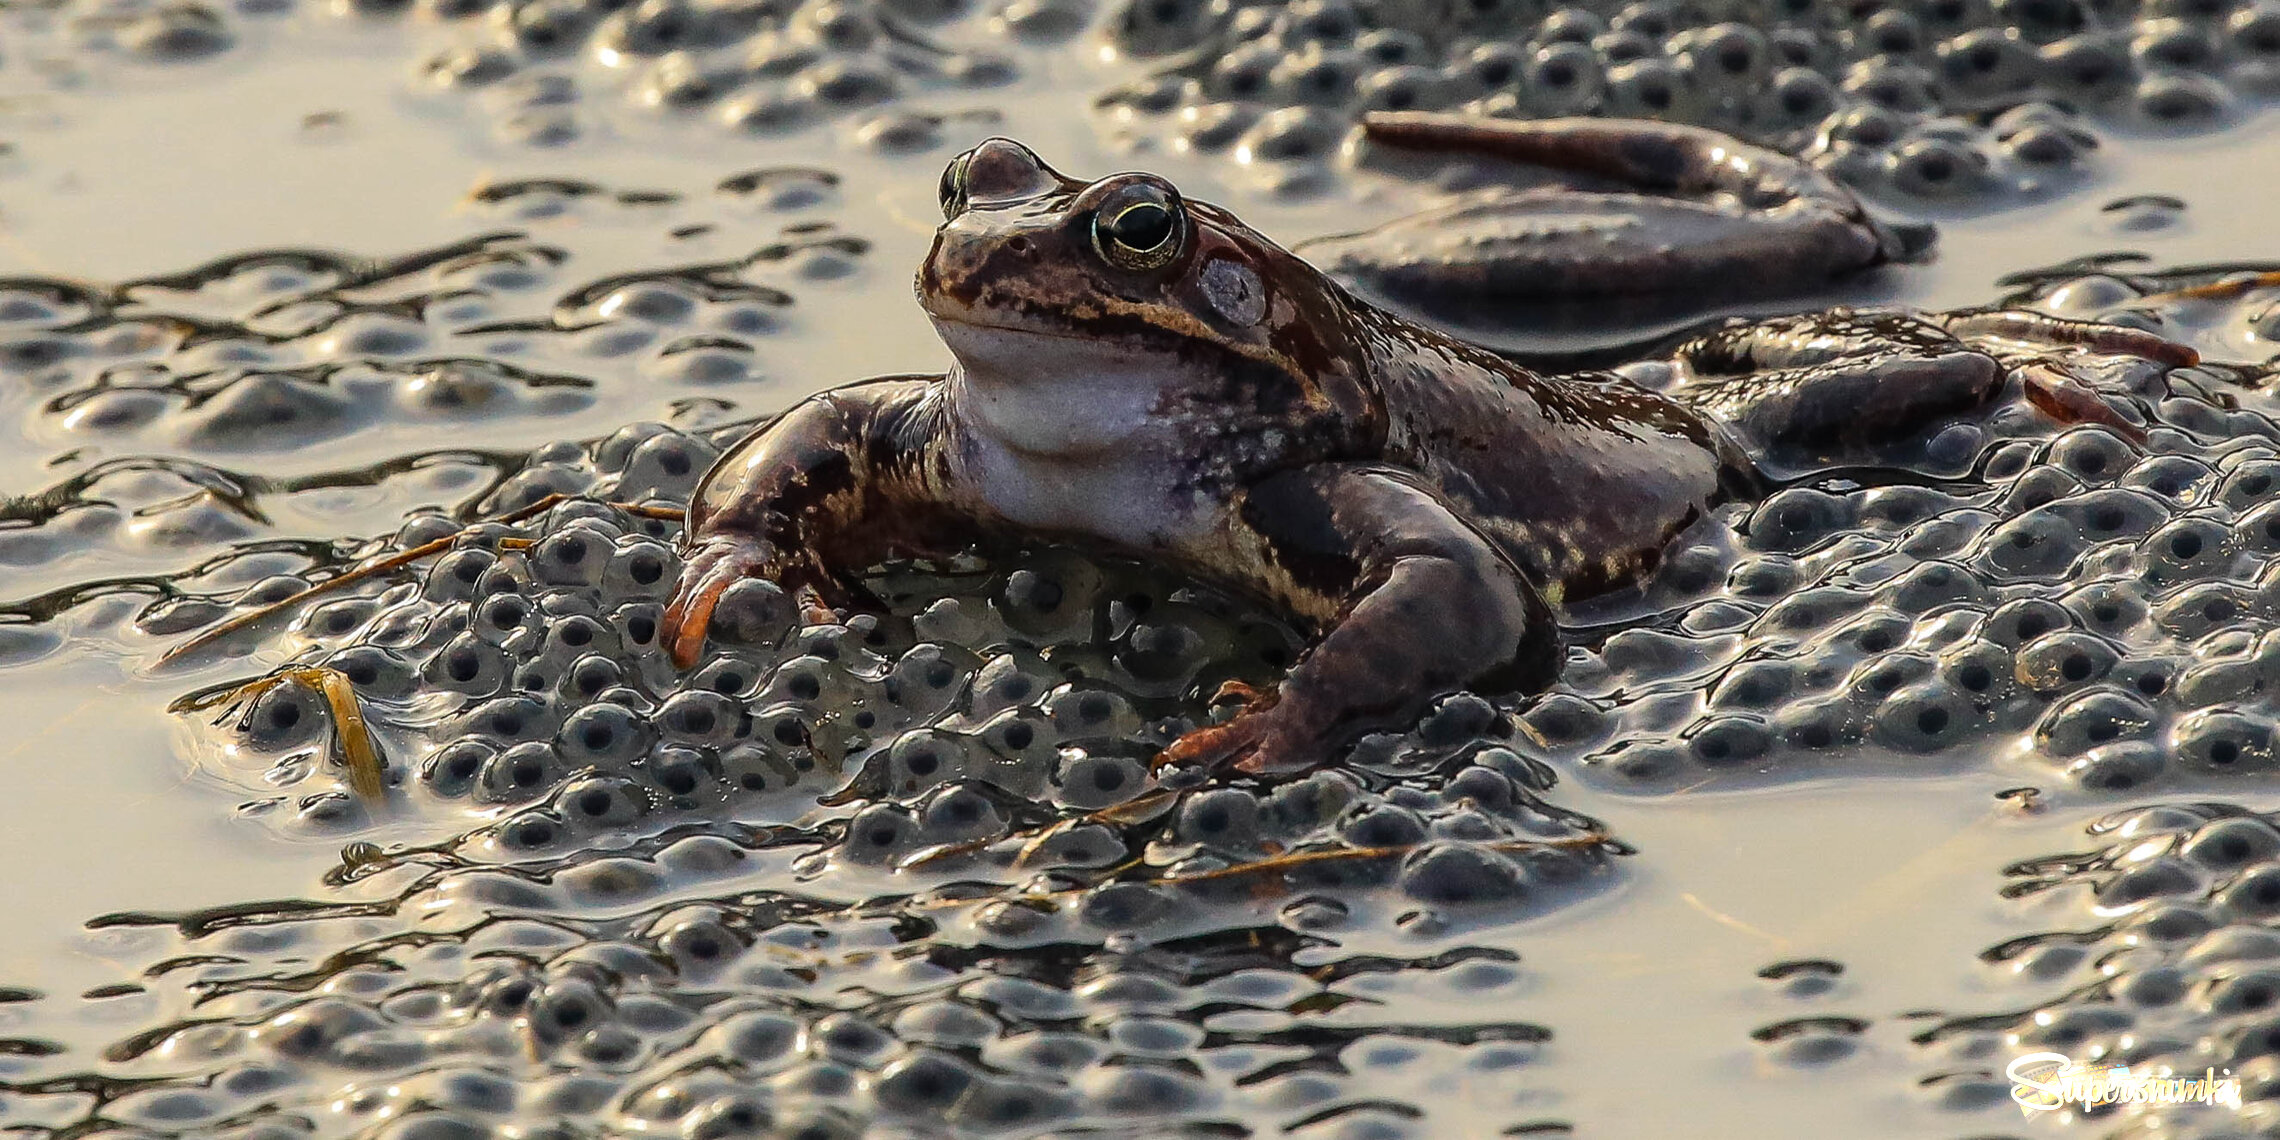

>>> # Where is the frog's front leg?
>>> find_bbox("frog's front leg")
[662,376,970,668]
[1297,112,1928,312]
[1161,463,1559,775]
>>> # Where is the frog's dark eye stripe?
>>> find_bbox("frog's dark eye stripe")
[1093,196,1184,271]
[938,152,971,220]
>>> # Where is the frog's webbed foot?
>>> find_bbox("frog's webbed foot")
[1297,113,1928,313]
[1156,690,1277,773]
[1640,308,2197,455]
[1154,463,1559,776]
[660,536,776,669]
[1932,311,2197,446]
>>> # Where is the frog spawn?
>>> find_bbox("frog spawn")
[0,191,851,450]
[21,0,2280,199]
[0,237,601,459]
[5,0,1048,153]
[1906,803,2280,1133]
[88,439,1620,1138]
[411,0,1055,154]
[0,206,859,667]
[179,416,1615,924]
[1485,318,2280,796]
[85,267,2280,1137]
[1100,0,2280,200]
[0,844,1561,1140]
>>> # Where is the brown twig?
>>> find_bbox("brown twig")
[2134,269,2280,305]
[169,666,385,803]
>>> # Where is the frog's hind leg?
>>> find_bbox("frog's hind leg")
[1644,310,2001,451]
[1928,310,2200,446]
[1646,308,2195,455]
[1299,112,1926,306]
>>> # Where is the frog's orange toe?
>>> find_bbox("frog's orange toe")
[1156,685,1303,774]
[661,539,767,670]
[660,589,716,670]
[1208,679,1269,708]
[1154,715,1267,773]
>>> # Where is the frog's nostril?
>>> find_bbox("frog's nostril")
[1006,236,1034,257]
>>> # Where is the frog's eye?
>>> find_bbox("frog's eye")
[938,152,971,220]
[1092,190,1184,272]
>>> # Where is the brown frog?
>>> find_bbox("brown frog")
[659,113,2194,775]
[1298,113,1937,324]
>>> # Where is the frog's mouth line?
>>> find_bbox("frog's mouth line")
[929,312,1193,392]
[928,311,1098,344]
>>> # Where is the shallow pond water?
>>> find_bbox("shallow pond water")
[11,1,2280,1137]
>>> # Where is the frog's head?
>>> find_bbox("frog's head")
[918,139,1373,422]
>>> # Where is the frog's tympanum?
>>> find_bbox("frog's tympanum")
[661,114,2194,775]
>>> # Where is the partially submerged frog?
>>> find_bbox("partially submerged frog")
[1298,112,1935,323]
[661,113,2193,775]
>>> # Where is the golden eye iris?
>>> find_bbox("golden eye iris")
[1093,198,1183,270]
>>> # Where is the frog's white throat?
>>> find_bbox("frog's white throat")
[933,317,1195,460]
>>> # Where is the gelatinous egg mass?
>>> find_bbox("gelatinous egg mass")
[7,1,2280,1135]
